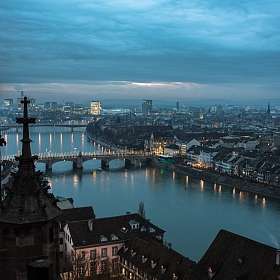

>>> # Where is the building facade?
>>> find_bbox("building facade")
[90,101,102,116]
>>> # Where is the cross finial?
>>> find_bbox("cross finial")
[16,96,37,175]
[21,96,30,119]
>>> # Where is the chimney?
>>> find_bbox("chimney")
[88,219,93,231]
[276,249,280,266]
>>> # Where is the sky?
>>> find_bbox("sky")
[0,0,279,103]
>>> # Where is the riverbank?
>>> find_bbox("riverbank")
[169,163,280,200]
[86,127,280,200]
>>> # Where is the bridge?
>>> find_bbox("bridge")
[2,151,157,172]
[0,123,88,132]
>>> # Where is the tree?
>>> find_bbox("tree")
[61,250,114,280]
[138,201,146,219]
[61,251,91,280]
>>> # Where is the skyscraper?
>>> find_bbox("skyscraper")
[176,101,180,111]
[90,100,102,115]
[142,100,152,115]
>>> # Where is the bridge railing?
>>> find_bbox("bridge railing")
[2,151,157,161]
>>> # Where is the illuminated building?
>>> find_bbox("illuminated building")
[90,100,102,115]
[3,98,13,107]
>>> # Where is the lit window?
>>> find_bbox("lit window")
[112,246,119,256]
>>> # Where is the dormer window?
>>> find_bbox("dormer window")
[151,260,157,269]
[111,234,119,241]
[141,226,146,232]
[160,265,166,274]
[100,235,108,242]
[121,227,128,233]
[142,255,147,263]
[149,227,156,233]
[129,220,140,230]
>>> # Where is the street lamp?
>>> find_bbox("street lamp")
[0,135,7,201]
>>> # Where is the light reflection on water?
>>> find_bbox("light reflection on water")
[2,128,280,260]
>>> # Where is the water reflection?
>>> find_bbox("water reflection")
[200,179,204,191]
[3,128,280,261]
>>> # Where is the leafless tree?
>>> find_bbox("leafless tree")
[61,251,115,280]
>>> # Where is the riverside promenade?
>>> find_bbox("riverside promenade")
[172,164,280,200]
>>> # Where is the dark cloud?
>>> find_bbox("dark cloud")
[0,0,279,100]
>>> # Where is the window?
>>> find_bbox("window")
[101,260,107,272]
[101,248,107,258]
[81,251,85,260]
[112,246,119,256]
[90,249,96,260]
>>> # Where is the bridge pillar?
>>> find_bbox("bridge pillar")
[71,126,74,133]
[46,161,53,172]
[124,159,132,169]
[133,159,141,168]
[73,157,83,170]
[101,159,109,170]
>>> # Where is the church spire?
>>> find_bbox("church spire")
[267,102,271,115]
[16,96,37,175]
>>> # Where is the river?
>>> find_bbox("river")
[2,127,280,261]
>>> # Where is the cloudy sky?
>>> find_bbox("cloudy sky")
[0,0,279,103]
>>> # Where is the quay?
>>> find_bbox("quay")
[169,163,280,200]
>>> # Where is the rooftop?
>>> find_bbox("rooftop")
[119,237,195,280]
[60,206,95,222]
[68,213,165,247]
[191,229,280,280]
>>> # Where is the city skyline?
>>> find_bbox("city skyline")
[0,0,280,102]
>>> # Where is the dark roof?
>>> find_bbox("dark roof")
[191,229,280,280]
[68,213,165,247]
[0,172,61,224]
[119,237,195,280]
[60,207,95,222]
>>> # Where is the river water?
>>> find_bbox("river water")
[2,128,280,261]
